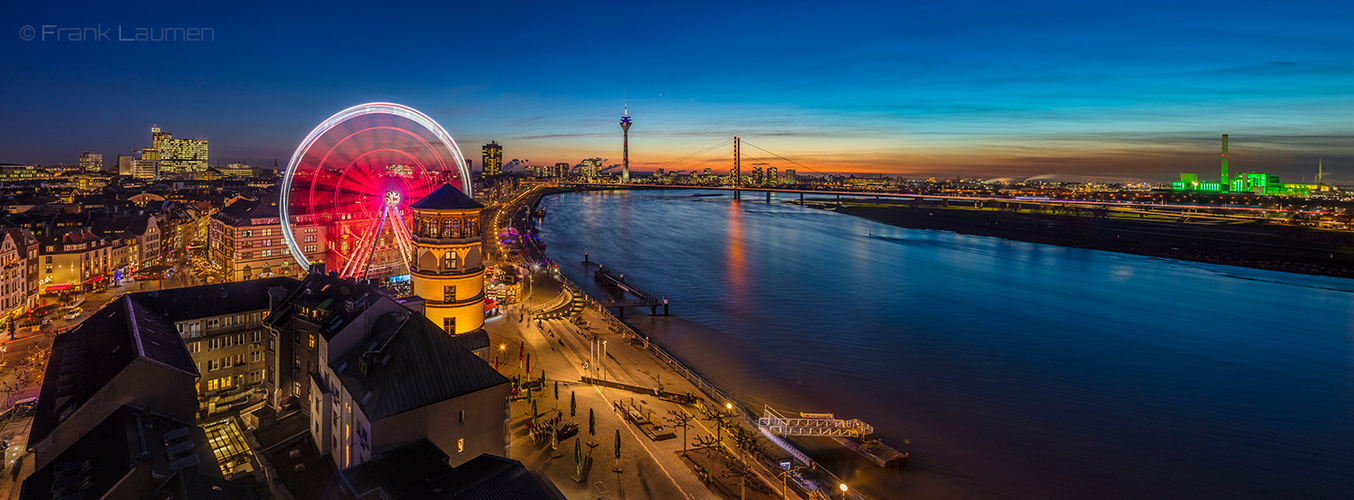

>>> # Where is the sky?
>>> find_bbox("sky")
[2,0,1352,183]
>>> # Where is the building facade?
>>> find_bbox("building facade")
[128,277,300,415]
[408,184,485,336]
[481,141,503,176]
[147,126,209,179]
[210,193,326,282]
[78,151,102,172]
[309,304,510,469]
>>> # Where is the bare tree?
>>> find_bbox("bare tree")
[666,410,695,454]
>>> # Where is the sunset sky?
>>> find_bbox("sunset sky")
[2,0,1352,183]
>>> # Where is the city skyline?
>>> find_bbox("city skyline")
[3,1,1352,183]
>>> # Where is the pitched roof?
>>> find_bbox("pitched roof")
[213,191,280,226]
[334,312,507,421]
[333,441,564,500]
[28,297,199,447]
[409,184,482,211]
[130,277,301,322]
[21,405,223,500]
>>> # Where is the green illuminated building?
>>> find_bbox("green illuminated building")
[1171,135,1333,196]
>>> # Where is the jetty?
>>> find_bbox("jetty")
[758,406,908,468]
[593,265,669,317]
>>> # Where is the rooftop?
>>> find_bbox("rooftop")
[130,276,300,323]
[265,269,386,341]
[21,405,228,500]
[330,440,564,499]
[28,297,199,447]
[409,183,482,211]
[334,311,508,421]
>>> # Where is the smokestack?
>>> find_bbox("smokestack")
[1220,134,1229,187]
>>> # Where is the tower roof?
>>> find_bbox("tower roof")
[409,183,482,211]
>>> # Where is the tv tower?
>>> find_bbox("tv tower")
[620,101,632,184]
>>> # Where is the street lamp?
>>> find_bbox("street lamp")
[839,483,848,500]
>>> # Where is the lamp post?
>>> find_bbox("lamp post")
[839,483,848,500]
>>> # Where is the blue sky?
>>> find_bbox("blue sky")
[2,0,1352,182]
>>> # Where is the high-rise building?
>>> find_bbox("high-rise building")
[78,151,102,172]
[785,168,797,183]
[579,158,603,181]
[482,141,502,176]
[555,162,570,178]
[767,167,778,185]
[620,103,632,183]
[145,126,208,179]
[116,154,133,175]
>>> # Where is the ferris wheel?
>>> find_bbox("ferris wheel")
[279,103,471,280]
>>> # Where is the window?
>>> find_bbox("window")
[45,256,52,264]
[308,334,316,348]
[304,235,317,243]
[458,410,464,425]
[304,245,316,253]
[242,230,252,237]
[444,317,455,333]
[262,228,272,236]
[458,438,464,453]
[442,251,457,270]
[251,351,262,362]
[444,285,456,303]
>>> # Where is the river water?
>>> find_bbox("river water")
[535,189,1354,500]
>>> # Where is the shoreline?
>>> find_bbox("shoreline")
[819,201,1354,280]
[504,187,887,498]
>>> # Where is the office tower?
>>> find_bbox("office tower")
[482,141,502,176]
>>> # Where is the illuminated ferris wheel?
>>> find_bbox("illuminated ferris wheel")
[279,103,472,280]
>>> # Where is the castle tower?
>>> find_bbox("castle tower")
[408,184,486,336]
[620,102,632,183]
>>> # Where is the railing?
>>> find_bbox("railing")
[758,406,873,437]
[575,288,860,499]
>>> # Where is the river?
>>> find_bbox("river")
[535,189,1354,500]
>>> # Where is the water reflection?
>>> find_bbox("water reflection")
[538,189,1354,500]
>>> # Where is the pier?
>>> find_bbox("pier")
[593,265,669,318]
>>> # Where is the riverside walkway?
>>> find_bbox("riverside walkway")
[484,186,865,499]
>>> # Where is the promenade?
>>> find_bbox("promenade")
[484,187,834,500]
[487,276,803,499]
